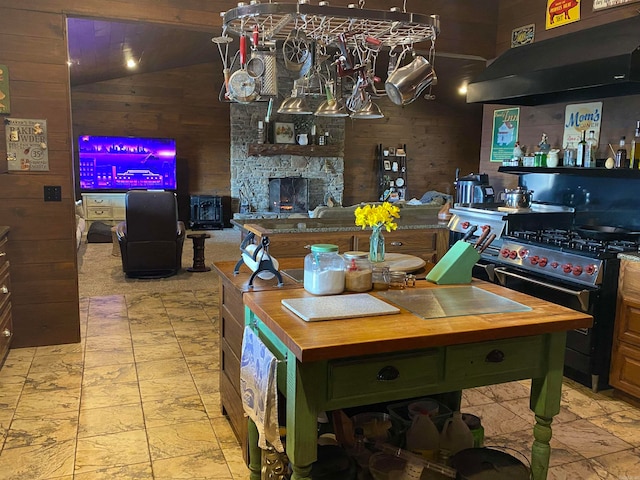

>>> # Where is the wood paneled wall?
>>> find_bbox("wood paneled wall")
[71,63,231,200]
[0,1,498,347]
[480,0,640,194]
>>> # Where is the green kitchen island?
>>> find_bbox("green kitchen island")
[242,280,593,480]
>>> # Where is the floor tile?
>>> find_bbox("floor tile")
[142,395,208,429]
[78,403,145,438]
[146,420,219,461]
[5,410,78,449]
[152,450,233,479]
[551,419,633,458]
[72,462,154,480]
[75,429,150,475]
[80,381,141,410]
[0,438,76,479]
[82,362,138,387]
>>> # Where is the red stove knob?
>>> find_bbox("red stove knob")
[501,248,510,258]
[518,249,529,258]
[530,255,539,266]
[550,261,559,269]
[461,221,470,229]
[538,257,548,267]
[481,224,490,231]
[562,263,573,273]
[509,250,518,259]
[585,265,597,276]
[572,265,583,276]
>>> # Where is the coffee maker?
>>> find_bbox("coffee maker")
[454,170,495,206]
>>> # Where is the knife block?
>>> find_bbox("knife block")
[426,240,479,284]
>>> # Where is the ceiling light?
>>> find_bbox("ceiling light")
[126,58,138,69]
[277,96,313,115]
[458,84,468,95]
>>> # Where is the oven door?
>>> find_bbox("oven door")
[493,266,605,392]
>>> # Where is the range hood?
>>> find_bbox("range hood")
[467,15,640,106]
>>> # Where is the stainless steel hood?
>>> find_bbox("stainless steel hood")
[466,16,640,106]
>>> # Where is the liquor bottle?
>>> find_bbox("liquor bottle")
[576,131,587,167]
[615,136,629,168]
[631,121,640,169]
[585,130,597,168]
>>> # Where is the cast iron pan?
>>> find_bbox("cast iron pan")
[576,225,640,241]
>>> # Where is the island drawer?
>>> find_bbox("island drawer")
[327,349,442,404]
[0,261,10,313]
[0,302,12,366]
[444,335,546,384]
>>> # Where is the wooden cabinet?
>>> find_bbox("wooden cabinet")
[353,228,448,264]
[0,227,12,368]
[213,259,303,464]
[610,258,640,398]
[246,226,448,264]
[81,192,126,226]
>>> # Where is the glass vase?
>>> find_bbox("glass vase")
[369,225,385,262]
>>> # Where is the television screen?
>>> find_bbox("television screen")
[78,135,177,191]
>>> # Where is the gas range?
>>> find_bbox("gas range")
[498,229,640,287]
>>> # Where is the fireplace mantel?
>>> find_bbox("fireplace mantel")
[248,143,342,157]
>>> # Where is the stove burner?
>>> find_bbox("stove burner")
[508,228,640,256]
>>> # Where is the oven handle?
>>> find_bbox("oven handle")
[475,262,495,283]
[494,267,590,312]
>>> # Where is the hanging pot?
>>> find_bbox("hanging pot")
[385,55,436,106]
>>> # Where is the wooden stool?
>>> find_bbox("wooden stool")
[187,233,211,272]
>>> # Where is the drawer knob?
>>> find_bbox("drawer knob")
[390,241,403,246]
[2,329,10,338]
[377,365,400,381]
[1,285,7,294]
[485,349,505,363]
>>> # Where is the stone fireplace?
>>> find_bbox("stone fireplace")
[229,101,345,217]
[269,177,309,213]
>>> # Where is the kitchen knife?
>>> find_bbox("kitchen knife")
[474,227,491,249]
[461,224,478,241]
[478,233,497,253]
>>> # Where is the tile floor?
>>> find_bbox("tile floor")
[1,289,640,479]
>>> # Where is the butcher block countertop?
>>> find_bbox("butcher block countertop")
[244,279,593,363]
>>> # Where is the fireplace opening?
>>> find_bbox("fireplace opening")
[269,177,309,213]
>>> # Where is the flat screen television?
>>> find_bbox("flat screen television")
[78,135,177,191]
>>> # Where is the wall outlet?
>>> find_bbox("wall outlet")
[44,185,62,202]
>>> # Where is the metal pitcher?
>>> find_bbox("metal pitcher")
[385,55,436,106]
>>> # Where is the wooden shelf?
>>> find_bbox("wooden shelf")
[248,143,342,157]
[498,166,640,177]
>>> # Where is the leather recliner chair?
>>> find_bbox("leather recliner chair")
[116,190,185,278]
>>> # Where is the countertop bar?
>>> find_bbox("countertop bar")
[231,215,448,234]
[244,279,593,363]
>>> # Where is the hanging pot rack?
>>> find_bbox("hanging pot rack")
[221,2,439,48]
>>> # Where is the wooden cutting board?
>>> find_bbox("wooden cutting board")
[281,293,400,322]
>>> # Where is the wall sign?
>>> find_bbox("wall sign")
[546,0,581,30]
[593,0,640,10]
[490,108,520,163]
[511,24,535,48]
[562,102,603,149]
[5,118,49,171]
[0,65,9,114]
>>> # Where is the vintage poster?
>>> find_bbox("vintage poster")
[0,65,9,114]
[491,107,520,163]
[511,24,535,48]
[562,102,603,149]
[5,118,49,171]
[593,0,640,10]
[546,0,581,30]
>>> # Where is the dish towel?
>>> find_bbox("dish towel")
[240,327,284,453]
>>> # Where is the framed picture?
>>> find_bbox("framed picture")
[383,160,391,170]
[274,122,295,144]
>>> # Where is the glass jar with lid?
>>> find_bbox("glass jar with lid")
[304,244,345,295]
[343,251,373,292]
